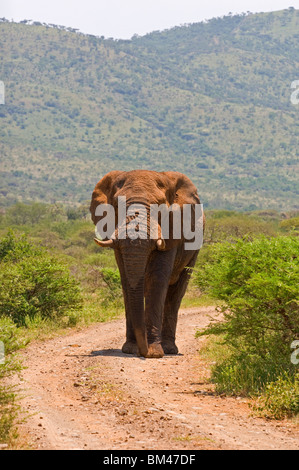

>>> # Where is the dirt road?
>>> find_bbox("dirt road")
[16,307,298,450]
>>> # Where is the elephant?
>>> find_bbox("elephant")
[90,170,204,358]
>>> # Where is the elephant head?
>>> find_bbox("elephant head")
[90,170,201,357]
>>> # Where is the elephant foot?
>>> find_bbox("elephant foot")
[122,341,137,355]
[161,340,178,355]
[146,343,164,358]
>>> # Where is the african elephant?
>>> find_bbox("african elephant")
[90,170,204,358]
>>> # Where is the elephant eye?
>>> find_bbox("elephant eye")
[115,179,125,189]
[157,180,165,189]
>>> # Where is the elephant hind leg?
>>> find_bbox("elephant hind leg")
[162,253,198,354]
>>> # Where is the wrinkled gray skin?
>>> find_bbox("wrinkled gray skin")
[90,170,203,358]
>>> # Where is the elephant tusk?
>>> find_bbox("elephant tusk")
[156,238,166,250]
[94,238,114,248]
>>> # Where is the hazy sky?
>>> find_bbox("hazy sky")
[1,0,298,39]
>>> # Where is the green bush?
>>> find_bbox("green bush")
[279,216,299,235]
[0,232,83,326]
[203,212,277,244]
[195,236,299,399]
[0,317,24,444]
[3,202,66,227]
[253,372,299,419]
[100,267,123,307]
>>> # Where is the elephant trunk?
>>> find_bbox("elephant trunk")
[121,240,151,357]
[127,282,148,357]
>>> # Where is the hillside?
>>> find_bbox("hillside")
[0,8,298,210]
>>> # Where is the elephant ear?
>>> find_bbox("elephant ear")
[90,171,125,225]
[163,171,200,206]
[160,171,202,250]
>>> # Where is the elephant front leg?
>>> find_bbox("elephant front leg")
[145,325,164,358]
[144,294,164,358]
[144,289,165,358]
[145,250,176,358]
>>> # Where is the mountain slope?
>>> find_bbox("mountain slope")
[0,9,298,210]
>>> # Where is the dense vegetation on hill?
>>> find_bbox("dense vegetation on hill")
[0,8,298,210]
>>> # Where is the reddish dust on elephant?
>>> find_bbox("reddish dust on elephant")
[90,170,204,359]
